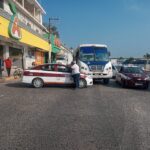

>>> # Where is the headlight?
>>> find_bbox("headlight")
[85,72,93,79]
[145,77,150,80]
[126,76,131,80]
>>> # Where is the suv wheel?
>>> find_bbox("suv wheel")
[103,79,110,84]
[121,80,126,88]
[143,83,149,89]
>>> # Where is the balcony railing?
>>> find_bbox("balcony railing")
[15,0,41,23]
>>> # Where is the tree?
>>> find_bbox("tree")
[143,53,150,59]
[123,57,134,64]
[118,57,124,60]
[43,22,59,38]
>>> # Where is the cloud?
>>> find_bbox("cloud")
[123,0,141,12]
[128,4,140,11]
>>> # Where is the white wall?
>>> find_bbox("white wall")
[3,0,13,15]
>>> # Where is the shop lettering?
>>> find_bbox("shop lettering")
[8,0,22,40]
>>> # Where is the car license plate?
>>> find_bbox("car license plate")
[135,83,143,86]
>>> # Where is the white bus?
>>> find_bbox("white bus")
[75,44,113,84]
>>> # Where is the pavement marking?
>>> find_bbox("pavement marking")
[0,95,4,98]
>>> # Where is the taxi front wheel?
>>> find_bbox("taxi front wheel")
[79,79,87,88]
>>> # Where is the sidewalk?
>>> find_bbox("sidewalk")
[0,70,21,83]
[0,76,21,83]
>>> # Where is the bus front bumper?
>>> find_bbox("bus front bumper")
[92,72,113,79]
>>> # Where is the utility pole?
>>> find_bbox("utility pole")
[48,17,59,35]
[48,17,59,63]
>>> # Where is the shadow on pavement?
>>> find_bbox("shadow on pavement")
[5,80,150,92]
[103,79,150,92]
[5,82,76,90]
[5,82,32,88]
[94,79,121,89]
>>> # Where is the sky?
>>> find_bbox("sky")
[39,0,150,57]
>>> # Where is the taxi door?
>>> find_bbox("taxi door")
[56,65,73,84]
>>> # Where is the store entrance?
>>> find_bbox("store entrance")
[0,45,3,60]
[9,47,23,68]
[44,52,49,63]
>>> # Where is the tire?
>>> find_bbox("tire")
[115,80,119,85]
[18,70,22,78]
[143,83,149,89]
[32,78,44,88]
[103,79,110,84]
[79,79,87,88]
[121,80,126,88]
[13,69,22,79]
[13,71,18,79]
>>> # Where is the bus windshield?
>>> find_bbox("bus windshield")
[80,47,94,61]
[80,46,109,62]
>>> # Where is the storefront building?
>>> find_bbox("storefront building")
[50,34,61,63]
[0,0,50,70]
[56,45,73,65]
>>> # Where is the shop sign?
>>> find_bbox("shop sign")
[35,51,44,65]
[51,34,61,53]
[8,0,22,40]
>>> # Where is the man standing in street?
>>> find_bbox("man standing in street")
[4,57,12,77]
[71,61,80,89]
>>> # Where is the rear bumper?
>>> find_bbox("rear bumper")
[22,76,33,84]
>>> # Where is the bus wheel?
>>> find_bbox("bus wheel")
[103,79,110,84]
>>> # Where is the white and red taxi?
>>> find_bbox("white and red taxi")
[22,63,93,88]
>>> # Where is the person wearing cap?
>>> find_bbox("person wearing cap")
[71,61,80,88]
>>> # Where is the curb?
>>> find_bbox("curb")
[0,76,21,83]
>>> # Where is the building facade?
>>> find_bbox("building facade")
[56,45,73,65]
[0,0,50,71]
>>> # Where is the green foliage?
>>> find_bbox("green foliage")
[143,53,150,59]
[43,22,59,38]
[123,57,134,64]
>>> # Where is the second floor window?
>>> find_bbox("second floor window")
[16,0,23,6]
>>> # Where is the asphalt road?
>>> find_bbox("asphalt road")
[0,80,150,150]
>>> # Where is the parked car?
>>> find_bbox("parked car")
[112,65,118,79]
[56,56,67,65]
[116,65,150,89]
[22,63,93,88]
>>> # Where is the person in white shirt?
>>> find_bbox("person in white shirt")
[71,61,80,88]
